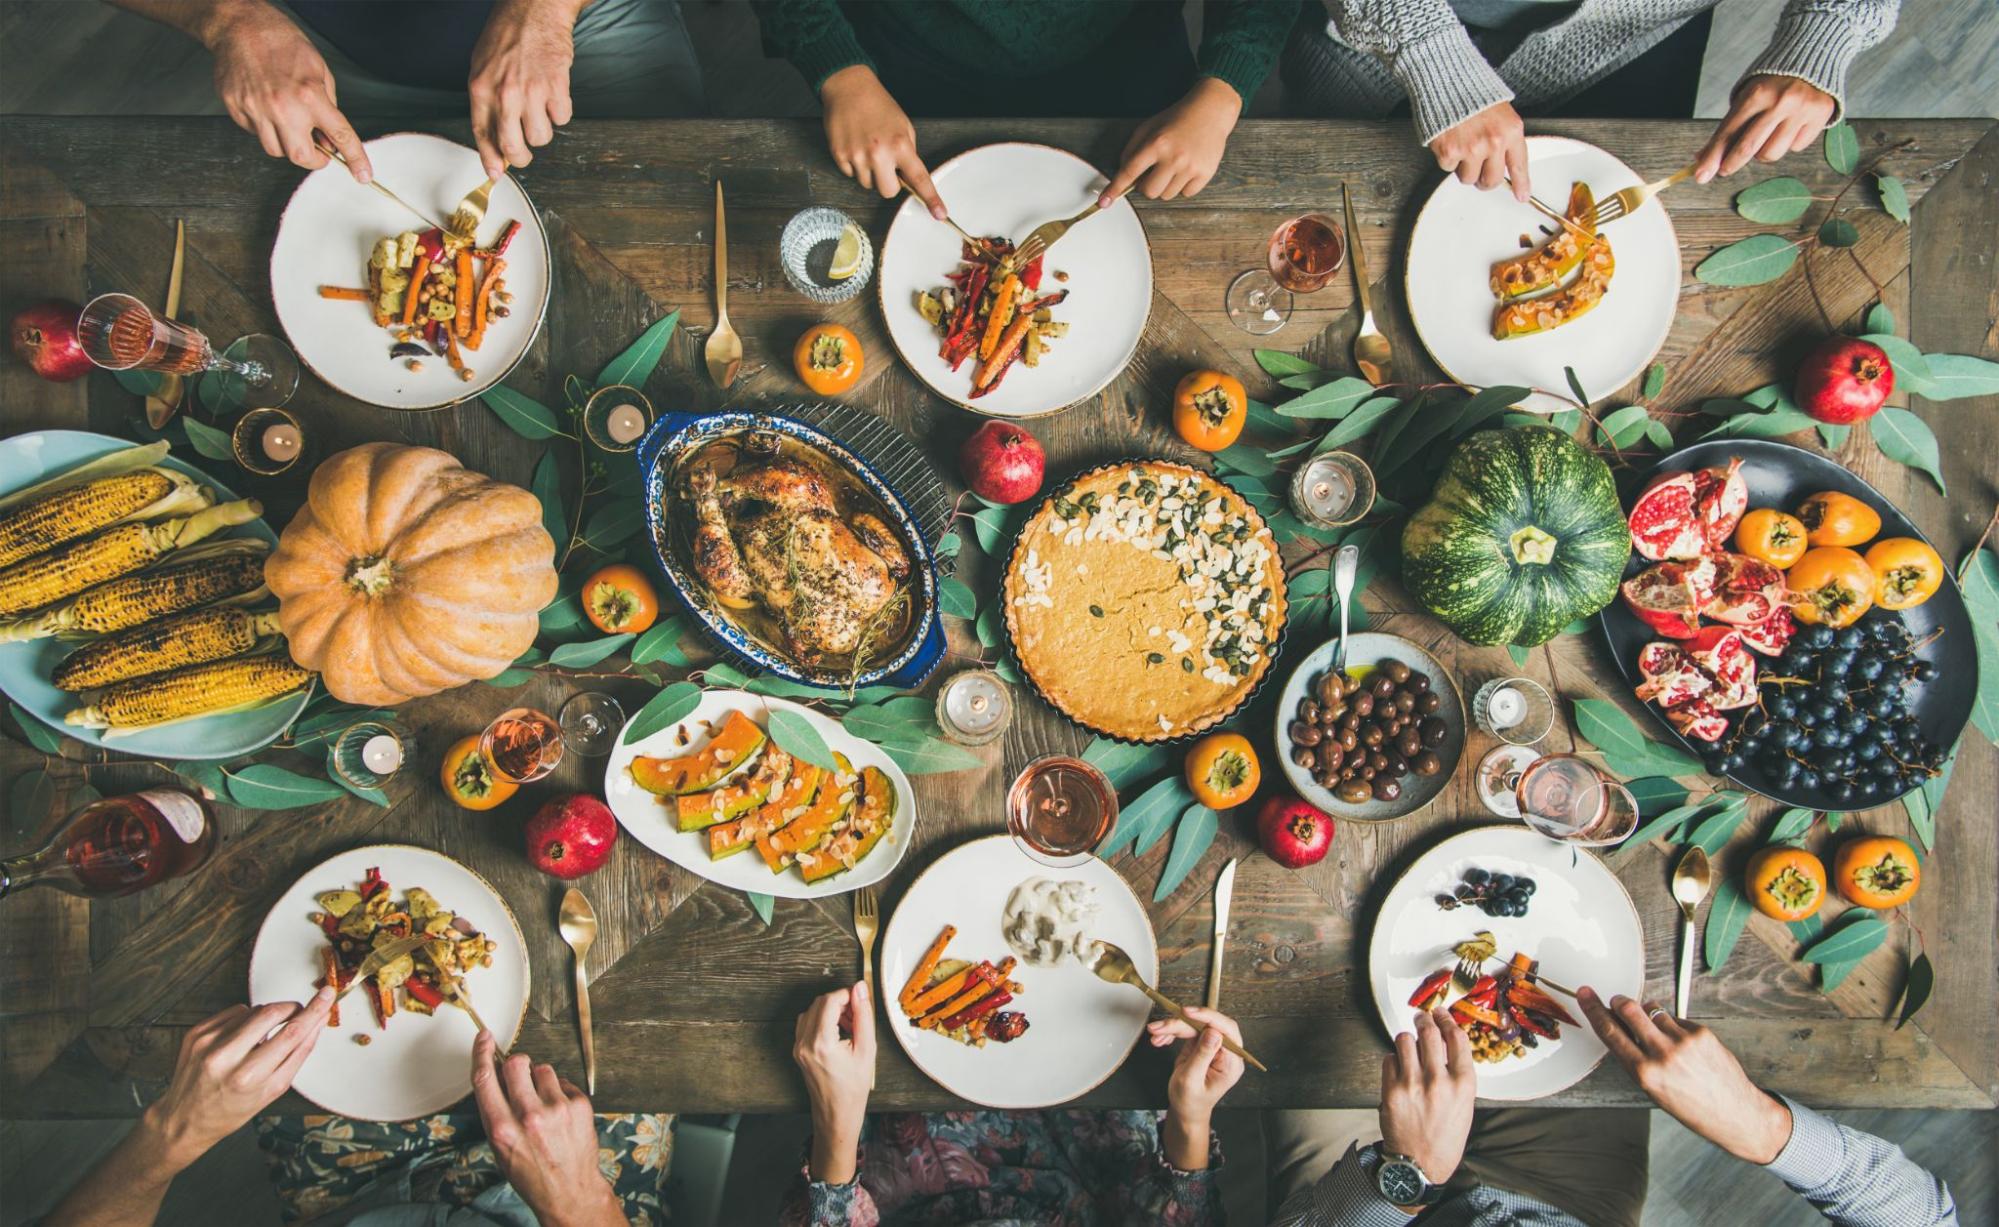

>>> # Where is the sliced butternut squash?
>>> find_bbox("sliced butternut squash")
[758,753,855,871]
[798,766,898,883]
[675,744,793,832]
[1493,237,1615,339]
[707,760,824,859]
[631,709,764,796]
[1489,181,1597,301]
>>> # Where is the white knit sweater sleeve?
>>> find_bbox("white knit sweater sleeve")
[1745,0,1902,119]
[1325,0,1513,145]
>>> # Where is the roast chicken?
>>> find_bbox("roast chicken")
[686,452,910,664]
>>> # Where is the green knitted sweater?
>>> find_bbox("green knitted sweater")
[752,0,1299,104]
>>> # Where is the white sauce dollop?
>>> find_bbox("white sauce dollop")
[1002,876,1099,967]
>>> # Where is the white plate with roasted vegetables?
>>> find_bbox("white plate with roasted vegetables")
[602,689,915,899]
[1367,825,1644,1100]
[0,431,312,760]
[248,843,528,1121]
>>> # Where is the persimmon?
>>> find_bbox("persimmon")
[1787,546,1874,628]
[1832,836,1920,908]
[794,323,863,395]
[441,735,517,811]
[1184,732,1260,809]
[1794,491,1880,547]
[1172,369,1248,452]
[582,563,660,634]
[1745,845,1826,921]
[1734,508,1809,569]
[1863,538,1943,611]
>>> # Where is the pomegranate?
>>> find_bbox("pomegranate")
[1704,552,1787,625]
[1628,470,1705,561]
[1691,460,1749,549]
[1634,644,1713,708]
[9,298,89,382]
[1255,794,1334,869]
[959,421,1045,505]
[1736,607,1795,657]
[523,793,617,879]
[1795,336,1893,425]
[1688,625,1757,710]
[1620,557,1718,639]
[1664,697,1730,742]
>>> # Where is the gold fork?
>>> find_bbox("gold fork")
[1586,162,1697,227]
[897,174,987,252]
[447,176,499,242]
[1013,200,1103,268]
[853,885,880,1087]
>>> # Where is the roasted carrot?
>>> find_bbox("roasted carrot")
[318,285,371,301]
[973,313,1034,391]
[454,250,474,338]
[445,326,468,376]
[978,274,1020,360]
[320,947,344,1027]
[899,926,956,1015]
[907,966,976,1017]
[467,257,506,351]
[402,254,431,326]
[919,968,1000,1029]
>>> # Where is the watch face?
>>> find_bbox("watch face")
[1379,1160,1425,1203]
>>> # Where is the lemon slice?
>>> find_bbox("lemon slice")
[828,225,865,281]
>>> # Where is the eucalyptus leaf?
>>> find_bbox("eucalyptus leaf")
[8,702,63,754]
[1082,738,1171,791]
[1798,916,1888,965]
[1894,951,1933,1028]
[1858,333,1935,392]
[1507,644,1530,669]
[1153,805,1219,902]
[1819,956,1862,993]
[1617,802,1705,856]
[1595,404,1654,448]
[481,667,537,688]
[842,705,938,749]
[1317,395,1404,450]
[1573,698,1704,779]
[548,633,634,668]
[1215,444,1276,477]
[583,499,645,549]
[974,605,1001,649]
[1874,174,1909,223]
[703,661,751,688]
[1255,349,1321,378]
[621,681,702,745]
[181,417,233,461]
[1959,550,1999,745]
[881,735,982,775]
[1870,407,1945,493]
[1767,807,1817,844]
[1823,122,1858,174]
[482,384,567,440]
[1788,914,1824,943]
[1694,234,1802,287]
[1642,363,1666,399]
[1365,395,1424,468]
[1817,218,1860,248]
[934,530,962,559]
[1922,353,1999,400]
[1733,177,1813,224]
[1101,776,1192,859]
[174,761,232,800]
[1644,418,1675,449]
[1563,367,1590,408]
[226,763,350,810]
[767,708,836,770]
[325,751,391,807]
[1627,777,1690,818]
[1279,371,1339,391]
[939,576,978,620]
[968,503,1016,556]
[290,705,397,742]
[8,769,54,834]
[1688,794,1750,856]
[531,450,566,550]
[113,369,165,396]
[1244,398,1291,435]
[595,310,681,390]
[1863,302,1894,336]
[1817,423,1851,451]
[745,891,774,926]
[1277,376,1376,421]
[1703,879,1753,972]
[539,595,587,634]
[630,618,688,667]
[1700,407,1816,440]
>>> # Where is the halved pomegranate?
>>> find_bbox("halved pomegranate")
[1629,471,1705,561]
[1665,698,1730,742]
[1620,557,1718,638]
[1689,626,1757,711]
[1635,654,1712,708]
[1636,641,1691,679]
[1705,552,1787,625]
[1736,607,1795,657]
[1691,459,1749,549]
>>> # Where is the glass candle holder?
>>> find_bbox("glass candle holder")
[230,406,309,477]
[331,722,404,791]
[934,668,1011,746]
[780,207,873,304]
[1473,676,1555,745]
[1288,450,1376,529]
[582,384,655,452]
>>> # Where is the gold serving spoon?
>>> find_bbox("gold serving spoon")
[704,180,743,389]
[559,888,600,1094]
[1341,182,1392,386]
[1671,846,1712,1018]
[1088,940,1268,1072]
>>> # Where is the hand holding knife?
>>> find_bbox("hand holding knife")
[1207,859,1237,1010]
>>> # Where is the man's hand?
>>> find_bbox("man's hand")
[1378,1007,1476,1191]
[1145,1005,1246,1170]
[470,1032,623,1227]
[147,987,335,1166]
[468,0,583,180]
[1429,102,1528,202]
[820,66,945,220]
[1695,74,1837,184]
[1579,987,1793,1164]
[793,980,875,1184]
[203,1,369,180]
[1101,77,1241,207]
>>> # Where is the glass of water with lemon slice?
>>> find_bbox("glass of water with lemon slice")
[780,207,872,303]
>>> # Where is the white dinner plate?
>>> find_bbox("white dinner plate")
[881,835,1157,1109]
[1405,136,1679,414]
[248,844,529,1121]
[878,142,1152,418]
[1368,825,1644,1100]
[602,689,915,900]
[269,132,550,410]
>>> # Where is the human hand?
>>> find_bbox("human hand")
[204,1,370,181]
[793,981,875,1183]
[1101,77,1241,207]
[144,987,335,1168]
[468,0,582,179]
[1695,74,1837,184]
[1145,1005,1246,1171]
[820,66,944,219]
[470,1031,623,1227]
[1378,1007,1476,1190]
[1429,102,1528,202]
[1578,987,1792,1164]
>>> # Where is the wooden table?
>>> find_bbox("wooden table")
[3,117,1994,1116]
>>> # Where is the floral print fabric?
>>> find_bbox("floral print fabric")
[779,1110,1222,1227]
[255,1111,672,1225]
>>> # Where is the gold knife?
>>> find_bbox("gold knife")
[145,220,186,428]
[426,943,504,1050]
[1207,858,1236,1010]
[328,932,432,1008]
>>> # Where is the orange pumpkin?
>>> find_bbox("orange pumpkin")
[1184,732,1260,809]
[266,444,558,705]
[1832,835,1920,908]
[794,324,863,395]
[1862,538,1943,611]
[1786,547,1874,628]
[440,734,517,810]
[1745,845,1826,921]
[1794,491,1880,547]
[582,563,659,634]
[1172,370,1248,452]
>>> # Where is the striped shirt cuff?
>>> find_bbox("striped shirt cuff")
[1276,1142,1417,1227]
[1763,1095,1842,1187]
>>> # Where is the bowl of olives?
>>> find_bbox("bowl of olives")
[1272,632,1468,822]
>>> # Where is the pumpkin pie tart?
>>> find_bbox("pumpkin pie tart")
[1003,461,1287,741]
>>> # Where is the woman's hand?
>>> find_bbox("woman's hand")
[1100,77,1242,207]
[1579,987,1793,1164]
[1429,102,1528,202]
[469,1032,624,1227]
[820,66,945,219]
[793,981,876,1184]
[146,987,336,1167]
[1695,74,1836,184]
[1145,1006,1246,1170]
[1378,1007,1475,1192]
[467,0,583,180]
[203,0,370,180]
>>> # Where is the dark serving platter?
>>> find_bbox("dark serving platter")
[1597,439,1976,809]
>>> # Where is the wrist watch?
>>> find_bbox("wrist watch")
[1372,1145,1447,1207]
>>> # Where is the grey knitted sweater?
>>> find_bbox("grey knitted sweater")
[1292,0,1901,143]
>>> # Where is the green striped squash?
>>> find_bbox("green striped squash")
[1400,426,1630,646]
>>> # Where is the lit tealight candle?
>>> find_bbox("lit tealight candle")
[605,403,646,445]
[936,669,1011,745]
[260,423,302,463]
[1486,686,1525,730]
[360,733,403,775]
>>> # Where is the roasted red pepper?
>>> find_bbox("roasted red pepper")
[362,866,386,898]
[403,979,446,1010]
[942,989,1012,1031]
[415,227,447,264]
[1020,254,1043,291]
[1514,1009,1560,1040]
[1507,981,1577,1026]
[1408,969,1453,1010]
[485,219,520,258]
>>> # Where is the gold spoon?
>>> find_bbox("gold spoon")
[704,180,743,389]
[1088,940,1267,1072]
[558,888,600,1094]
[1341,182,1392,387]
[1670,846,1712,1018]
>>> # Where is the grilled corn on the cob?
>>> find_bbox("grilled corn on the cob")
[52,607,285,691]
[0,499,261,617]
[65,653,313,732]
[0,540,271,643]
[0,468,214,570]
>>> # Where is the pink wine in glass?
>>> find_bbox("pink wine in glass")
[1268,214,1346,293]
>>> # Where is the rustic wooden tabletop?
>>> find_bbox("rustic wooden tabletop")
[2,116,1993,1116]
